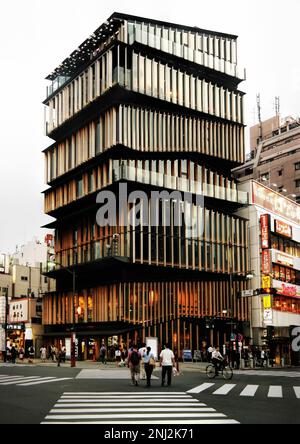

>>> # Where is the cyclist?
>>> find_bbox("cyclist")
[211,347,223,376]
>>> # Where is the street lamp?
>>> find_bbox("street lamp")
[48,260,76,367]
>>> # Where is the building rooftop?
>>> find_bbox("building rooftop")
[45,12,238,82]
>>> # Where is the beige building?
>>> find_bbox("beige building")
[234,115,300,203]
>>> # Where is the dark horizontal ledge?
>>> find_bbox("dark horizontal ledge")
[44,84,245,145]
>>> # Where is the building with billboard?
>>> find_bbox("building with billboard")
[236,180,300,365]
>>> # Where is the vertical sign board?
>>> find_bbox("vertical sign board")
[260,214,271,249]
[262,250,271,274]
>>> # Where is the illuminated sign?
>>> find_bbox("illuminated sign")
[262,275,271,290]
[274,251,294,268]
[275,220,293,238]
[263,296,272,309]
[262,250,271,274]
[273,279,300,299]
[253,182,300,225]
[260,214,271,249]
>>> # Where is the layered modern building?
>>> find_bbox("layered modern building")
[43,12,250,359]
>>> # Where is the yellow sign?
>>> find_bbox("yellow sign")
[262,275,271,290]
[263,295,272,309]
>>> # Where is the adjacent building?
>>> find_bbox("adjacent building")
[234,114,300,203]
[43,12,250,359]
[235,180,300,366]
[0,238,55,356]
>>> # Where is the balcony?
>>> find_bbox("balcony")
[46,75,71,99]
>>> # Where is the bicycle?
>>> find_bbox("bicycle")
[206,358,233,380]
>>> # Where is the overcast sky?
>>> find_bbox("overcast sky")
[0,0,299,253]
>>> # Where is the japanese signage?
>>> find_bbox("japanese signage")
[260,214,271,249]
[9,300,28,323]
[253,182,300,225]
[263,309,273,325]
[275,220,293,239]
[262,250,271,274]
[273,280,300,299]
[262,275,271,290]
[273,251,294,268]
[263,295,272,309]
[0,296,6,324]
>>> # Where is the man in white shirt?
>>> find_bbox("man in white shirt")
[211,347,223,376]
[138,343,147,379]
[207,345,214,362]
[160,343,175,386]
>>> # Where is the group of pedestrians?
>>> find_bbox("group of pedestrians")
[4,344,32,363]
[124,343,177,388]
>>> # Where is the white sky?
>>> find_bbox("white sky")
[1,0,300,253]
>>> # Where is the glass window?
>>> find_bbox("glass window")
[88,171,94,192]
[138,55,145,94]
[178,71,183,106]
[159,63,165,100]
[145,58,152,95]
[76,178,83,198]
[152,60,158,97]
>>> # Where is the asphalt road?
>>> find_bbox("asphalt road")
[0,363,299,425]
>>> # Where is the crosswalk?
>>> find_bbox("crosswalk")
[0,374,71,387]
[188,383,300,399]
[41,392,239,424]
[76,369,159,380]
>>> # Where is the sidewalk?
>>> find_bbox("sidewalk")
[2,358,298,372]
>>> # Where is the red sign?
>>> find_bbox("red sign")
[45,234,54,247]
[262,250,271,274]
[260,214,271,249]
[277,283,297,298]
[275,220,292,239]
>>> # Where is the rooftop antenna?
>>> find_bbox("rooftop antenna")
[256,93,263,142]
[275,96,280,115]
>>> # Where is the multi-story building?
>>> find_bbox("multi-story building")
[234,114,300,203]
[0,240,55,357]
[43,12,250,360]
[236,180,300,366]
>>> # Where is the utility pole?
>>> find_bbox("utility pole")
[256,93,263,143]
[3,287,8,363]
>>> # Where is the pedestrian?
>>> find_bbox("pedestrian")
[160,343,176,387]
[6,345,11,363]
[10,345,17,364]
[40,346,47,363]
[138,343,147,380]
[143,346,156,387]
[18,346,24,363]
[100,344,107,365]
[57,348,62,367]
[127,344,141,386]
[261,349,265,367]
[28,345,35,363]
[115,346,122,367]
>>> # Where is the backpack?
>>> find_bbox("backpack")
[130,350,140,366]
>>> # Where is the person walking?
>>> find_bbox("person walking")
[28,345,35,363]
[127,344,141,386]
[99,344,107,365]
[10,345,17,364]
[18,346,24,363]
[40,346,47,363]
[115,346,122,367]
[138,343,147,380]
[160,343,175,387]
[143,346,155,387]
